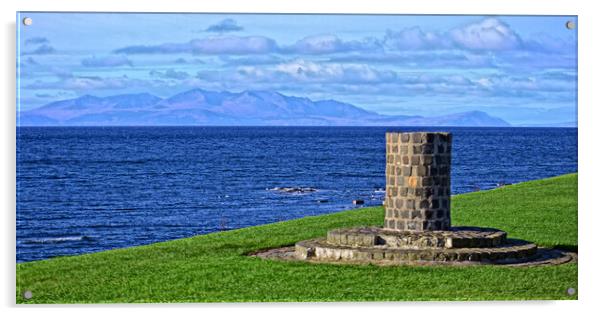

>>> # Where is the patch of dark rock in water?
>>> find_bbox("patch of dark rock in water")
[268,187,317,194]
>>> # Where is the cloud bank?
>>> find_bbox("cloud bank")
[114,36,277,55]
[113,18,572,56]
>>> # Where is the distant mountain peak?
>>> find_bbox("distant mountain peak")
[20,89,511,127]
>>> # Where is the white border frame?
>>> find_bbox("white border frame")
[2,0,600,315]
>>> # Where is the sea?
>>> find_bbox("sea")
[16,126,577,262]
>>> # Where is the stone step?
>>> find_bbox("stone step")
[327,226,507,249]
[296,238,537,264]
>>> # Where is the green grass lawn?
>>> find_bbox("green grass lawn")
[16,173,578,303]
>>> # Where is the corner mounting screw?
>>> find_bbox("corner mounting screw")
[565,21,575,30]
[567,287,576,296]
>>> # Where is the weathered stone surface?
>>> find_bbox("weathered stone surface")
[253,246,575,267]
[325,226,507,249]
[384,132,451,232]
[295,224,544,265]
[294,238,538,264]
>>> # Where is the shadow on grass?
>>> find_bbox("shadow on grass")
[552,245,578,253]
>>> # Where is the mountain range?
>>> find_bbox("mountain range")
[19,89,511,127]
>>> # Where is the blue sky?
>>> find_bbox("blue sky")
[17,13,577,125]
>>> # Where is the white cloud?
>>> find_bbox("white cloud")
[190,36,277,54]
[449,18,522,50]
[383,18,524,52]
[232,59,397,84]
[384,27,448,50]
[283,35,381,54]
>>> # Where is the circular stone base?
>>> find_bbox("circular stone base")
[327,226,506,249]
[249,226,576,266]
[295,237,537,264]
[251,245,576,267]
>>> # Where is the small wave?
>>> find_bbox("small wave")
[23,236,93,244]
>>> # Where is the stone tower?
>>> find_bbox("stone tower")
[291,131,546,265]
[384,132,451,231]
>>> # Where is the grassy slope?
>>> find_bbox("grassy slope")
[16,173,578,303]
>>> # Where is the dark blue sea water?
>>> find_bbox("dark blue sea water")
[16,127,577,262]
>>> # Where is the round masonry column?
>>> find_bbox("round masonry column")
[384,132,452,232]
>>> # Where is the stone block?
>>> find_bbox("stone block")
[398,187,408,197]
[401,133,410,143]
